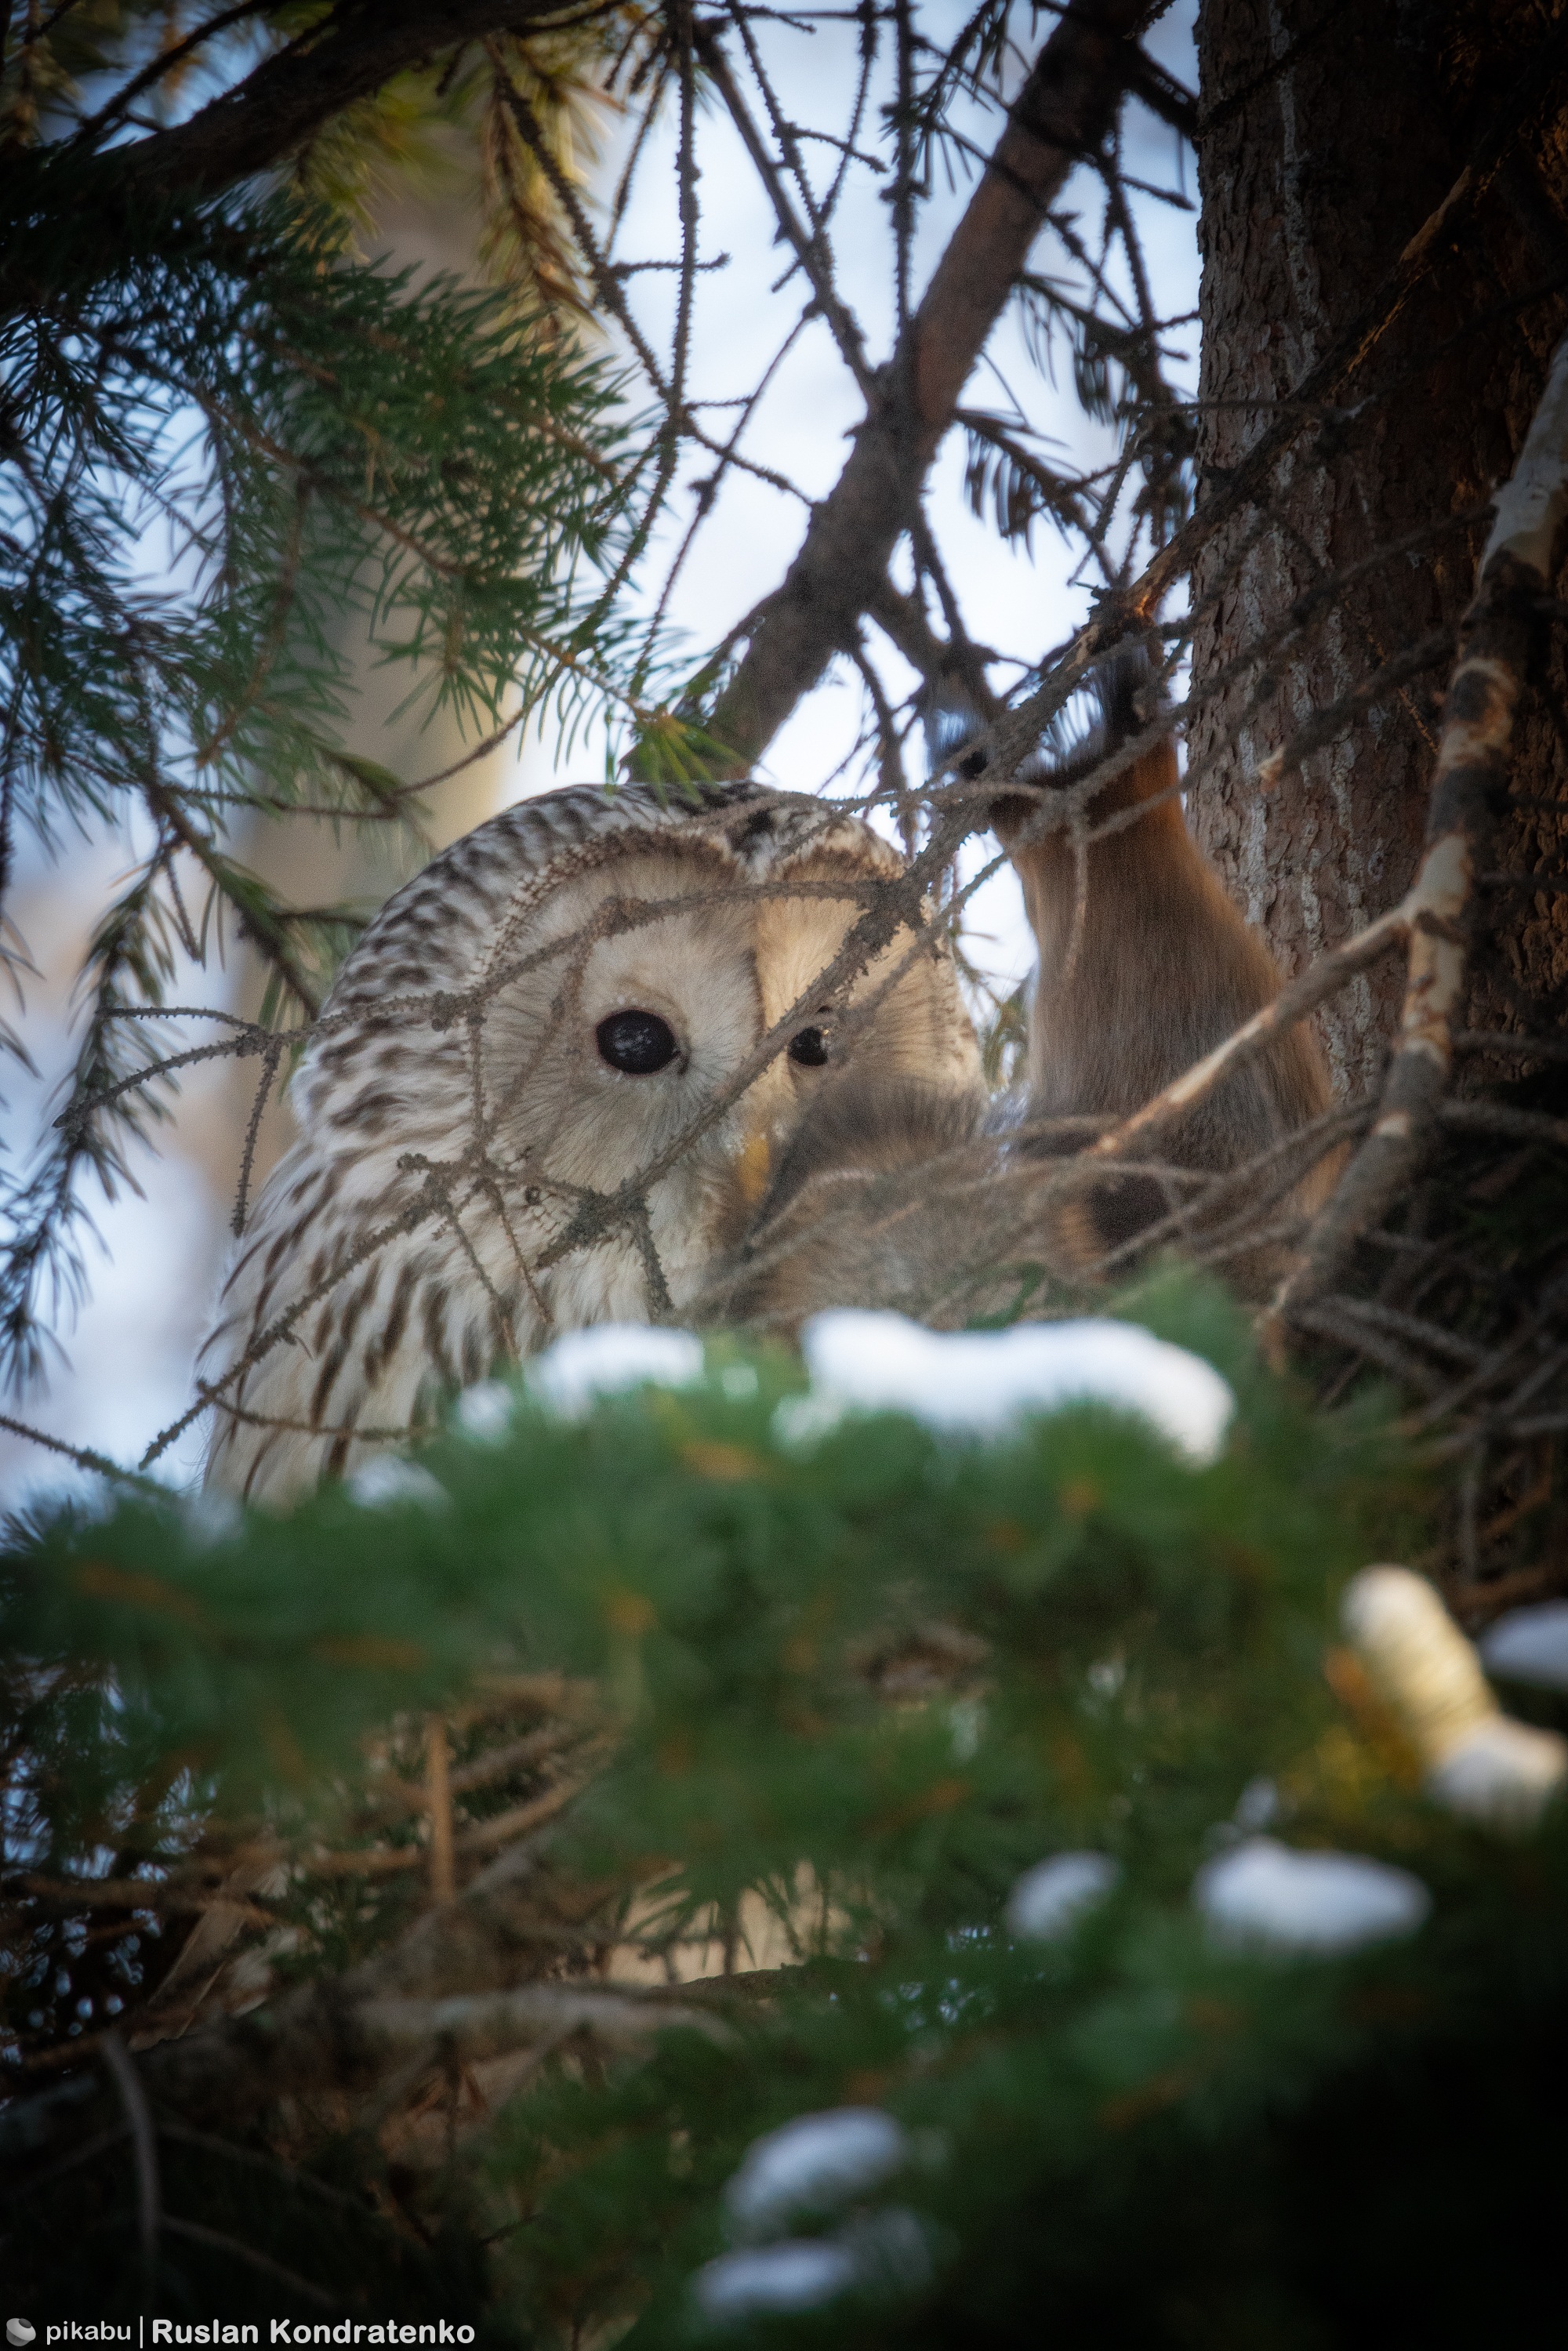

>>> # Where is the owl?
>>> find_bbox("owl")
[201,781,982,1501]
[204,669,1335,1500]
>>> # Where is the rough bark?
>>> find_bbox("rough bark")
[1186,0,1568,1096]
[1273,328,1568,1312]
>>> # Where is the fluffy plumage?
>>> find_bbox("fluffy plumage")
[201,782,979,1500]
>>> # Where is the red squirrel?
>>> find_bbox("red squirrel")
[720,656,1334,1326]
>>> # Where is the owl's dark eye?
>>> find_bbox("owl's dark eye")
[597,1009,679,1075]
[788,1026,829,1068]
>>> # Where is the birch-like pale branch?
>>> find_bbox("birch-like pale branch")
[1270,328,1568,1322]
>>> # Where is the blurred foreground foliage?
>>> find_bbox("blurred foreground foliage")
[2,1276,1565,2342]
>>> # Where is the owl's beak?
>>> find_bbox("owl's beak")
[734,1127,771,1209]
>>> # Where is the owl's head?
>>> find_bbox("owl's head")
[205,782,980,1497]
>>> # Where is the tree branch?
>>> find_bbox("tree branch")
[706,0,1152,768]
[99,0,572,204]
[1,1838,732,2159]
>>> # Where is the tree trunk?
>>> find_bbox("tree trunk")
[1185,0,1568,1094]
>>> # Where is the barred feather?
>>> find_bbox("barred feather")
[201,782,980,1500]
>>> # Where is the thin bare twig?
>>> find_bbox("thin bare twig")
[100,2033,161,2293]
[426,1717,456,1905]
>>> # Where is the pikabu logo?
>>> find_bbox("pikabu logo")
[8,2324,37,2347]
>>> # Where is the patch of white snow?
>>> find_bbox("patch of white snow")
[346,1457,448,1511]
[455,1380,515,1442]
[724,2108,909,2241]
[1005,1851,1121,1941]
[1193,1836,1431,1955]
[1479,1600,1568,1692]
[691,2239,861,2320]
[1424,1714,1568,1830]
[527,1325,704,1418]
[797,1312,1233,1463]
